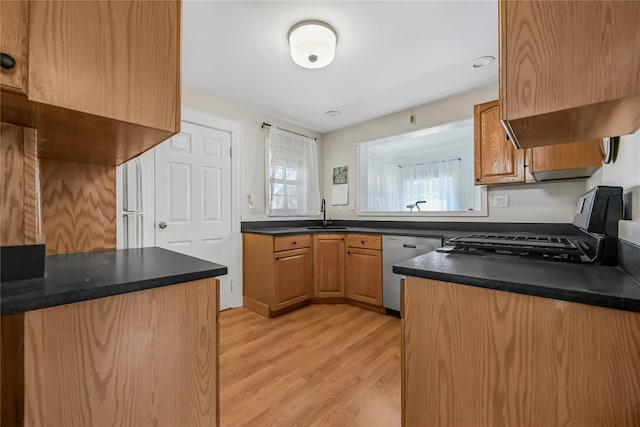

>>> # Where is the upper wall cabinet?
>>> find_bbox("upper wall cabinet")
[0,1,29,95]
[499,0,640,148]
[0,0,181,166]
[475,100,603,185]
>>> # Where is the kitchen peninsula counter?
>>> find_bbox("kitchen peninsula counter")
[1,247,227,315]
[394,250,640,313]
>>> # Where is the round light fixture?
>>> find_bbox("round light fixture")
[469,56,495,69]
[288,20,337,69]
[324,110,341,117]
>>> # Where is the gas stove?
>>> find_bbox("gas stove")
[443,233,596,263]
[439,186,623,265]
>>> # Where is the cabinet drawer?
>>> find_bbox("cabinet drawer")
[274,234,311,252]
[346,234,381,250]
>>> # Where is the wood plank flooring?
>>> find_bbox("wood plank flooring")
[219,304,401,427]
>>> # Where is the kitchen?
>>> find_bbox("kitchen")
[3,0,640,425]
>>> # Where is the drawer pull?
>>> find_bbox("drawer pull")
[1,53,16,70]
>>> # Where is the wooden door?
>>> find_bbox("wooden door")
[155,121,234,309]
[313,235,345,298]
[474,100,525,185]
[28,0,180,131]
[0,0,29,94]
[273,248,312,309]
[346,248,382,306]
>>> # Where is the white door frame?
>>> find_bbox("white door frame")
[180,106,243,309]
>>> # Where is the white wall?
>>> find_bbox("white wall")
[182,86,323,219]
[587,130,640,244]
[322,84,587,223]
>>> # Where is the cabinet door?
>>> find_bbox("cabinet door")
[313,235,345,298]
[530,140,602,180]
[0,0,29,94]
[346,247,382,306]
[474,100,525,185]
[273,248,312,310]
[499,0,640,148]
[28,0,180,132]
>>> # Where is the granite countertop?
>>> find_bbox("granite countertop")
[243,226,452,239]
[1,247,228,315]
[241,221,580,242]
[393,251,640,313]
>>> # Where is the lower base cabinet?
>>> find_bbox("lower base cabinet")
[1,278,220,427]
[402,276,640,426]
[243,232,384,317]
[243,233,312,317]
[313,234,346,298]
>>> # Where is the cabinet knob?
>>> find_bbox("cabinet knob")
[158,221,167,229]
[292,241,297,245]
[361,240,365,244]
[347,251,351,255]
[1,53,16,70]
[475,178,480,182]
[275,257,280,260]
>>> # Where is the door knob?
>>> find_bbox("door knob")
[158,221,167,229]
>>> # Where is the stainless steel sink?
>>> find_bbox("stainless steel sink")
[306,226,348,230]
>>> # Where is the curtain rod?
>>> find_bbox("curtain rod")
[398,157,461,168]
[261,122,317,141]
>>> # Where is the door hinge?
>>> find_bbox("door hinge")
[230,146,232,158]
[230,280,233,292]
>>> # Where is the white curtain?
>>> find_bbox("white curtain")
[400,159,462,211]
[266,127,320,216]
[366,157,402,211]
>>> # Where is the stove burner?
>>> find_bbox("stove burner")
[445,234,600,264]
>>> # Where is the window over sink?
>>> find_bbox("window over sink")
[358,119,487,216]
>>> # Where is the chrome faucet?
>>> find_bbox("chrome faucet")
[321,198,327,227]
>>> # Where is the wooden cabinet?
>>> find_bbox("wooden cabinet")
[474,100,603,185]
[243,233,312,317]
[313,234,346,298]
[402,276,640,426]
[474,100,526,184]
[0,0,182,166]
[28,0,180,133]
[499,0,640,148]
[273,247,313,309]
[0,0,29,94]
[1,278,220,427]
[0,124,40,246]
[346,234,382,306]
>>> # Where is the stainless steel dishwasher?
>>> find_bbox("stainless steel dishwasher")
[382,235,442,312]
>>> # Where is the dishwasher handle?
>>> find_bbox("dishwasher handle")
[403,244,417,249]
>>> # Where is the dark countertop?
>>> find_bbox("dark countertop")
[393,251,640,313]
[243,226,451,239]
[1,247,228,315]
[241,220,580,242]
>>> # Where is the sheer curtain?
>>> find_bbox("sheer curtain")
[366,157,402,211]
[266,127,320,216]
[400,159,462,211]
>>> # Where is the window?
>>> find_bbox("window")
[358,119,487,216]
[266,127,320,216]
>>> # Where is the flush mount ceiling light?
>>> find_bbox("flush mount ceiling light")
[469,56,495,69]
[288,20,337,69]
[324,110,341,117]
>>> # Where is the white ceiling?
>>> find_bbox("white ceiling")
[182,1,498,134]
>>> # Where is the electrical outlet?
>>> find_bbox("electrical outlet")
[493,195,509,208]
[348,201,355,210]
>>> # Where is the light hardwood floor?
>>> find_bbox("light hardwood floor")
[219,304,401,427]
